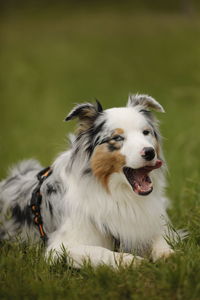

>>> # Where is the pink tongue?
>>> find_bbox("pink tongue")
[142,160,163,172]
[134,179,151,193]
[133,160,162,194]
[134,172,151,192]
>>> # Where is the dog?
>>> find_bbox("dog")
[0,94,175,268]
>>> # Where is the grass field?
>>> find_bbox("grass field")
[1,3,200,299]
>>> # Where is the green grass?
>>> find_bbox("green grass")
[1,4,200,299]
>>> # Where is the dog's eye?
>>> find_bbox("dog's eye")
[143,130,150,136]
[112,135,124,142]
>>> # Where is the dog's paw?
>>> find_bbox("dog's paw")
[115,253,143,267]
[151,248,175,262]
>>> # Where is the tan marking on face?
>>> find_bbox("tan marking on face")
[91,143,126,192]
[108,140,121,150]
[107,128,125,150]
[112,128,124,136]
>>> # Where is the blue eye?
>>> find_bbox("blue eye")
[143,130,150,136]
[112,135,124,141]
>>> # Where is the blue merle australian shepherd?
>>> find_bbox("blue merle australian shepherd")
[0,94,176,268]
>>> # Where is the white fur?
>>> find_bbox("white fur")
[0,95,175,268]
[46,102,173,267]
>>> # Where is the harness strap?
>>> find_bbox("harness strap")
[30,166,52,243]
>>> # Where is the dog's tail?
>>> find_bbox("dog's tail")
[0,159,42,240]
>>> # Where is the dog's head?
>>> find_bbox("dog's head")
[65,94,165,196]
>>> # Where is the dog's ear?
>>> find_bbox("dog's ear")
[65,100,103,133]
[127,94,165,112]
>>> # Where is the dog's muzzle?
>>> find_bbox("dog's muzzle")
[123,160,162,196]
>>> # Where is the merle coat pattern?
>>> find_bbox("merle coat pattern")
[0,95,175,268]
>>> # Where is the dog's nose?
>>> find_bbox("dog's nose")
[141,147,155,161]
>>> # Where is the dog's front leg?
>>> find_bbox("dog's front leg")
[67,245,143,268]
[47,244,143,268]
[151,235,174,261]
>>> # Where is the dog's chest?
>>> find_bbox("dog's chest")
[98,195,163,250]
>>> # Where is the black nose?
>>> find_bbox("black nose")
[141,147,155,161]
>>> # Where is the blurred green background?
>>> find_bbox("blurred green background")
[1,2,200,299]
[1,0,200,224]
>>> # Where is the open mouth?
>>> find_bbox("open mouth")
[123,160,162,196]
